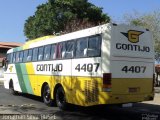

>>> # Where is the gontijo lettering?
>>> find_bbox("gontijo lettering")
[116,43,150,52]
[36,64,63,72]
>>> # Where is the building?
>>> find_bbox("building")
[0,42,23,77]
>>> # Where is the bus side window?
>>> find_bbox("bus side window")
[44,45,51,60]
[23,50,28,62]
[56,42,65,59]
[75,38,87,58]
[50,44,56,60]
[6,54,10,64]
[88,35,101,57]
[64,41,74,59]
[9,53,13,64]
[27,49,33,62]
[13,53,16,63]
[19,51,24,62]
[38,46,44,61]
[32,48,38,61]
[16,52,20,63]
[62,42,66,59]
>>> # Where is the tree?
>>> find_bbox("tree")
[124,10,160,53]
[24,0,110,40]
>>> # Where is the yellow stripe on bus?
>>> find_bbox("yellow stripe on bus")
[23,36,55,49]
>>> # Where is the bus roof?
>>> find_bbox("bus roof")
[7,23,112,54]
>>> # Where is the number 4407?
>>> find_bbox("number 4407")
[122,66,146,73]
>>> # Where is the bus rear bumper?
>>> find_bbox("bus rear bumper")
[98,92,154,105]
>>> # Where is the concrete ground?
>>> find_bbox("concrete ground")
[143,87,160,105]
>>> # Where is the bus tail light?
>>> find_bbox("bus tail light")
[103,73,112,92]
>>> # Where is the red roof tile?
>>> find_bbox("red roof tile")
[0,42,23,48]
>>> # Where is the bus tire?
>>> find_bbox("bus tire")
[9,81,18,95]
[42,84,54,106]
[56,86,68,110]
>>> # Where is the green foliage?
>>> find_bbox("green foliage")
[24,0,110,40]
[124,10,160,53]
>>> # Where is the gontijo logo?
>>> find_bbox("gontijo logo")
[121,30,144,43]
[115,30,150,52]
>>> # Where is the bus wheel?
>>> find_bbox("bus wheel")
[9,81,18,95]
[56,86,68,110]
[42,84,53,106]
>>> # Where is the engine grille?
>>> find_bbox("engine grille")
[85,80,98,103]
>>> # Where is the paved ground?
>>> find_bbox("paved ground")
[0,84,160,120]
[143,87,160,105]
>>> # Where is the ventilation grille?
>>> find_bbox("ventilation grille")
[85,80,98,103]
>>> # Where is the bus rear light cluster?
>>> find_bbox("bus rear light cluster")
[103,73,112,92]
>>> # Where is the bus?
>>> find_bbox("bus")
[4,23,154,110]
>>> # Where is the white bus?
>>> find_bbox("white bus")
[4,23,154,110]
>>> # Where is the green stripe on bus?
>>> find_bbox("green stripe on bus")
[21,63,33,94]
[15,63,33,94]
[15,64,27,92]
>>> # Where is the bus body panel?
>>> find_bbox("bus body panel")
[4,64,22,92]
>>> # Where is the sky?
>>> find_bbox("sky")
[0,0,159,43]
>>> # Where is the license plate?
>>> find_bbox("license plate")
[129,87,139,93]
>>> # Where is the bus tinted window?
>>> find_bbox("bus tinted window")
[38,46,44,61]
[19,51,23,62]
[16,52,20,63]
[75,38,87,58]
[56,43,65,59]
[23,50,28,62]
[64,41,74,59]
[33,48,38,61]
[27,49,32,62]
[9,53,13,64]
[7,54,11,64]
[13,53,16,63]
[7,54,12,64]
[88,35,101,57]
[50,44,56,60]
[44,45,51,60]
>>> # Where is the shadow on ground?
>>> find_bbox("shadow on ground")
[4,92,160,120]
[53,103,160,120]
